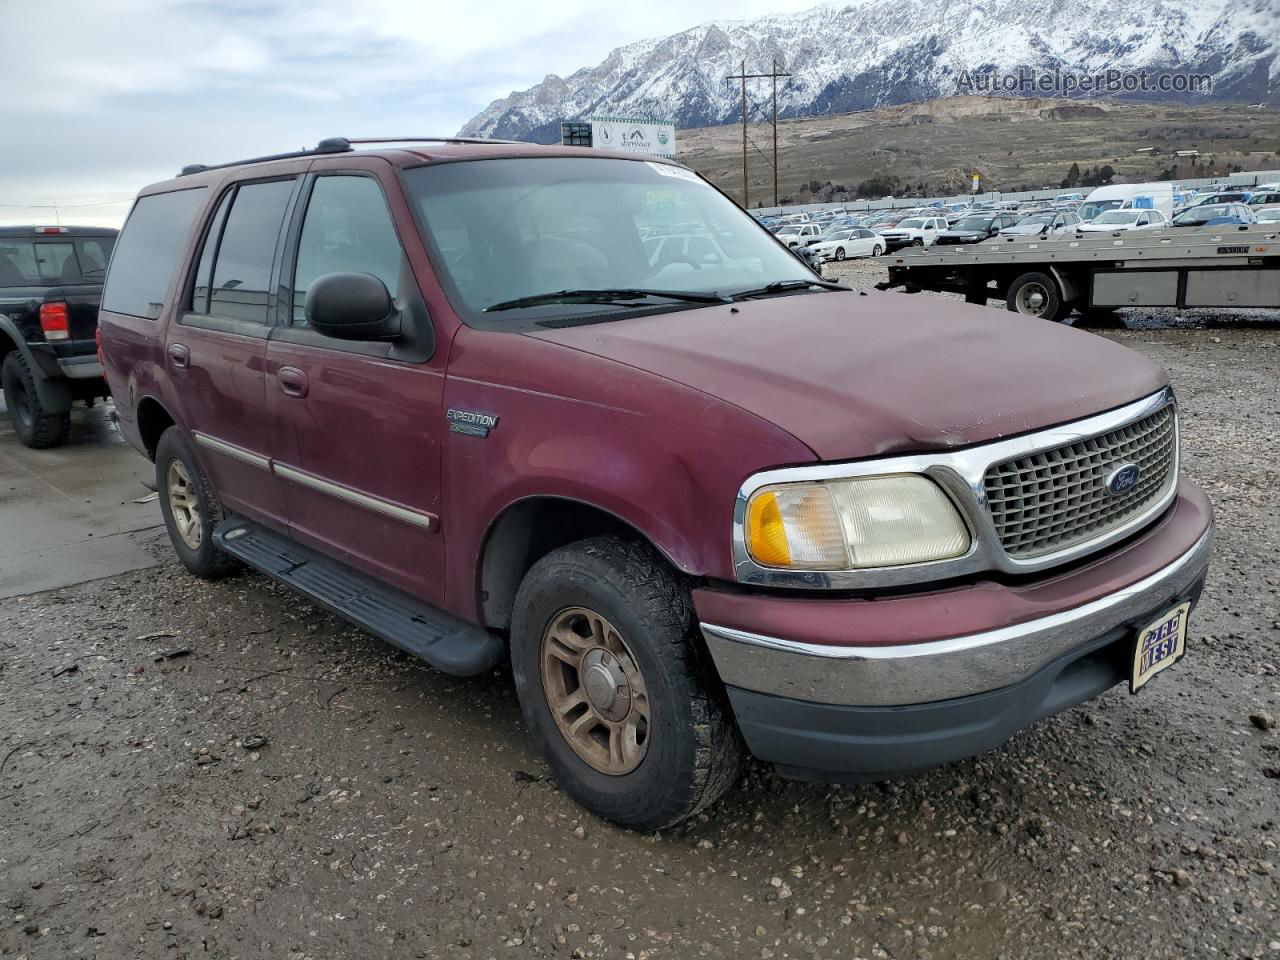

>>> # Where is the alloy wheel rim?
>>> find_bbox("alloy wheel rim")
[540,606,650,775]
[166,459,203,550]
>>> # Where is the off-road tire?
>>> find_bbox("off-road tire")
[510,537,744,830]
[2,351,70,449]
[155,426,240,579]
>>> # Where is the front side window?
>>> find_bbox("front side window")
[103,187,207,318]
[403,157,813,328]
[291,176,404,326]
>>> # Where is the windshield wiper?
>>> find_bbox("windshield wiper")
[727,279,848,300]
[484,287,731,312]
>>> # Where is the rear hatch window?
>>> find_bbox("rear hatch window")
[103,187,207,318]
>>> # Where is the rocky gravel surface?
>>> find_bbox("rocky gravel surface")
[2,281,1278,959]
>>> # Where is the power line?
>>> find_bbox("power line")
[0,199,132,208]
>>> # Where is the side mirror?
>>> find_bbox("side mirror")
[305,272,401,341]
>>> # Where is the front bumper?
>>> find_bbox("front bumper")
[697,480,1213,779]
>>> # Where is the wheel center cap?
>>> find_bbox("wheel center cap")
[581,649,631,721]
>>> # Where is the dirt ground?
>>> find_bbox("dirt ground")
[1,275,1278,959]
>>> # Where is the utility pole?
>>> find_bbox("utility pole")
[771,58,779,208]
[740,60,749,209]
[725,60,792,208]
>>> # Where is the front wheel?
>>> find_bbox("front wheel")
[834,247,846,261]
[911,237,924,246]
[510,537,743,830]
[872,244,884,257]
[2,352,70,449]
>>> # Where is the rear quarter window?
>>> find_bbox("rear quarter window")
[103,187,207,319]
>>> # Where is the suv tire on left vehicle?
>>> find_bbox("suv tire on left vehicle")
[510,537,744,830]
[2,351,71,449]
[155,426,241,580]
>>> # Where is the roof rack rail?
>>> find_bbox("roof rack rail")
[339,136,525,146]
[175,135,523,177]
[176,137,354,177]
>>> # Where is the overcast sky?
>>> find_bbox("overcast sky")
[2,0,819,227]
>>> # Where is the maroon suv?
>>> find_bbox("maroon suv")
[98,137,1214,829]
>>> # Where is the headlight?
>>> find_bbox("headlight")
[744,474,970,570]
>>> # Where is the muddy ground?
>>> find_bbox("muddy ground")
[1,271,1278,959]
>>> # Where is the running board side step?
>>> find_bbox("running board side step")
[213,517,505,677]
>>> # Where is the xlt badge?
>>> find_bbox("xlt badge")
[447,408,499,438]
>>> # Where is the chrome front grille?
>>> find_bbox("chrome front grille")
[983,405,1177,560]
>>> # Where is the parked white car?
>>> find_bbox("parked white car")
[877,216,946,250]
[1076,209,1170,233]
[809,227,886,261]
[774,223,823,248]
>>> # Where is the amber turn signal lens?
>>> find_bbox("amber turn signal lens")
[746,490,791,567]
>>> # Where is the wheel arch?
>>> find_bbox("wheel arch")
[476,495,689,633]
[135,395,177,461]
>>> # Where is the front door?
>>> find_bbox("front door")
[166,174,303,529]
[264,164,448,604]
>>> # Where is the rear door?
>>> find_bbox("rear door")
[166,174,301,529]
[264,160,449,605]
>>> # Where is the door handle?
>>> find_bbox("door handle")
[167,343,190,369]
[277,366,309,398]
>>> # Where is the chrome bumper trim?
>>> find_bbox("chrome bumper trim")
[703,525,1212,707]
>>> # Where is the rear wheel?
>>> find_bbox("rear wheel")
[1005,271,1070,322]
[1,351,70,449]
[155,426,240,579]
[510,537,743,830]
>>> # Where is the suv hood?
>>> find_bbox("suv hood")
[527,290,1168,461]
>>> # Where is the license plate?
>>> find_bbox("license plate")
[1130,601,1191,693]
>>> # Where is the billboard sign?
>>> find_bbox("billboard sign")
[588,117,676,159]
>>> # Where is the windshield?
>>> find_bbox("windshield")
[951,217,993,231]
[897,218,925,228]
[1079,199,1123,221]
[403,158,814,326]
[1093,211,1141,225]
[1016,214,1054,226]
[1174,205,1234,224]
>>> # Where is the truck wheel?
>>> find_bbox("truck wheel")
[510,537,743,830]
[2,351,70,449]
[155,426,240,579]
[911,237,924,246]
[1006,272,1070,322]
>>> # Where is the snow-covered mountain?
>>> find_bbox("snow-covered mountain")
[459,0,1278,142]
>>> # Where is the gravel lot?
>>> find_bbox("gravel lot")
[2,273,1278,959]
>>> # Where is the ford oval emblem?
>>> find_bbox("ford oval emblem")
[1105,463,1141,496]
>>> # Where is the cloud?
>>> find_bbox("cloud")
[2,0,819,224]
